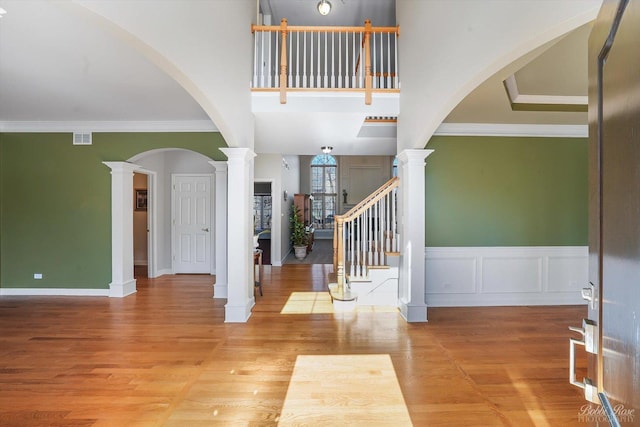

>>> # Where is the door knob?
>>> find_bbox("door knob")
[202,228,209,232]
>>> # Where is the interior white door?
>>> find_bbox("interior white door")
[173,175,212,274]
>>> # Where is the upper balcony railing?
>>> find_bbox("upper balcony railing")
[251,19,400,104]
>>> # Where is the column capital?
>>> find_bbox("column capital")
[103,161,140,173]
[397,149,434,165]
[219,147,256,163]
[209,160,228,172]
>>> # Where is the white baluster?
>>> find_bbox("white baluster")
[356,217,361,277]
[259,31,265,88]
[394,33,399,89]
[368,205,373,265]
[387,33,392,89]
[372,33,377,89]
[385,193,391,252]
[338,32,342,88]
[379,199,384,264]
[303,31,307,88]
[288,32,293,88]
[359,32,364,88]
[379,32,384,89]
[349,221,357,276]
[324,31,328,88]
[253,31,258,87]
[295,31,300,88]
[316,31,320,88]
[351,31,356,88]
[331,32,335,88]
[273,31,278,89]
[393,187,398,251]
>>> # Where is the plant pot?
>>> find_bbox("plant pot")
[293,245,307,260]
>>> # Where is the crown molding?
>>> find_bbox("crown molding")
[504,75,587,112]
[0,120,217,133]
[435,123,588,138]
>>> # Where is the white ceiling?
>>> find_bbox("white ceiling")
[0,0,589,154]
[0,0,208,123]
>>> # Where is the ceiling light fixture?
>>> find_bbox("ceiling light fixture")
[321,146,333,154]
[317,0,331,16]
[0,7,7,18]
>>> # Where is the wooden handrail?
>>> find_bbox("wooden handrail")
[252,24,400,34]
[335,177,399,222]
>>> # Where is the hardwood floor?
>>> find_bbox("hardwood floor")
[0,265,589,426]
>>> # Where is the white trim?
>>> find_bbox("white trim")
[109,279,137,298]
[0,120,217,133]
[425,246,588,307]
[0,288,110,297]
[504,75,588,106]
[434,123,588,138]
[156,269,173,277]
[224,299,255,323]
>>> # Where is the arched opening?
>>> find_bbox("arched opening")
[105,148,216,297]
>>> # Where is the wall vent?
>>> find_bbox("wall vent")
[73,132,92,145]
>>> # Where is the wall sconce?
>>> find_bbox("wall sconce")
[321,146,333,154]
[317,0,331,16]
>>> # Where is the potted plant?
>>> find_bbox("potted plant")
[290,205,309,260]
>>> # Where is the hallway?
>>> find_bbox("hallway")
[0,266,589,426]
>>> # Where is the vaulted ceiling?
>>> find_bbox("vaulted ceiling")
[0,0,589,150]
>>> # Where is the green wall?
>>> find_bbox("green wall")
[0,132,227,289]
[425,136,588,247]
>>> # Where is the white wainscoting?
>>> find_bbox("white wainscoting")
[425,246,588,307]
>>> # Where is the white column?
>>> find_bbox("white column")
[396,149,434,322]
[219,148,256,322]
[103,161,139,298]
[209,161,228,299]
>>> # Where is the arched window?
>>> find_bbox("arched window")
[310,154,337,229]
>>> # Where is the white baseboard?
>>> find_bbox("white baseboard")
[0,288,110,297]
[156,268,173,276]
[425,246,588,307]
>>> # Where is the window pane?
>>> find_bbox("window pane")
[311,167,323,193]
[325,166,336,193]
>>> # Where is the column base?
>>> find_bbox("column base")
[399,301,428,322]
[224,298,255,323]
[109,279,137,298]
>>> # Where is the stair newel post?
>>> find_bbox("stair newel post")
[336,215,345,289]
[279,18,288,104]
[364,20,372,105]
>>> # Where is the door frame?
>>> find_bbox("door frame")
[135,168,158,278]
[254,178,279,266]
[171,173,215,274]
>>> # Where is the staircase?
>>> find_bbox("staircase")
[329,177,400,310]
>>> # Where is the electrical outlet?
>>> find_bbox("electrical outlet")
[34,273,42,279]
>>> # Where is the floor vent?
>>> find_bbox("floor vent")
[73,132,92,145]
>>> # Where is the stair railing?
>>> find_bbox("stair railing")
[333,177,400,290]
[251,19,400,105]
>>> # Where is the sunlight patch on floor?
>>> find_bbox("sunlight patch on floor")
[278,354,412,426]
[280,292,398,314]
